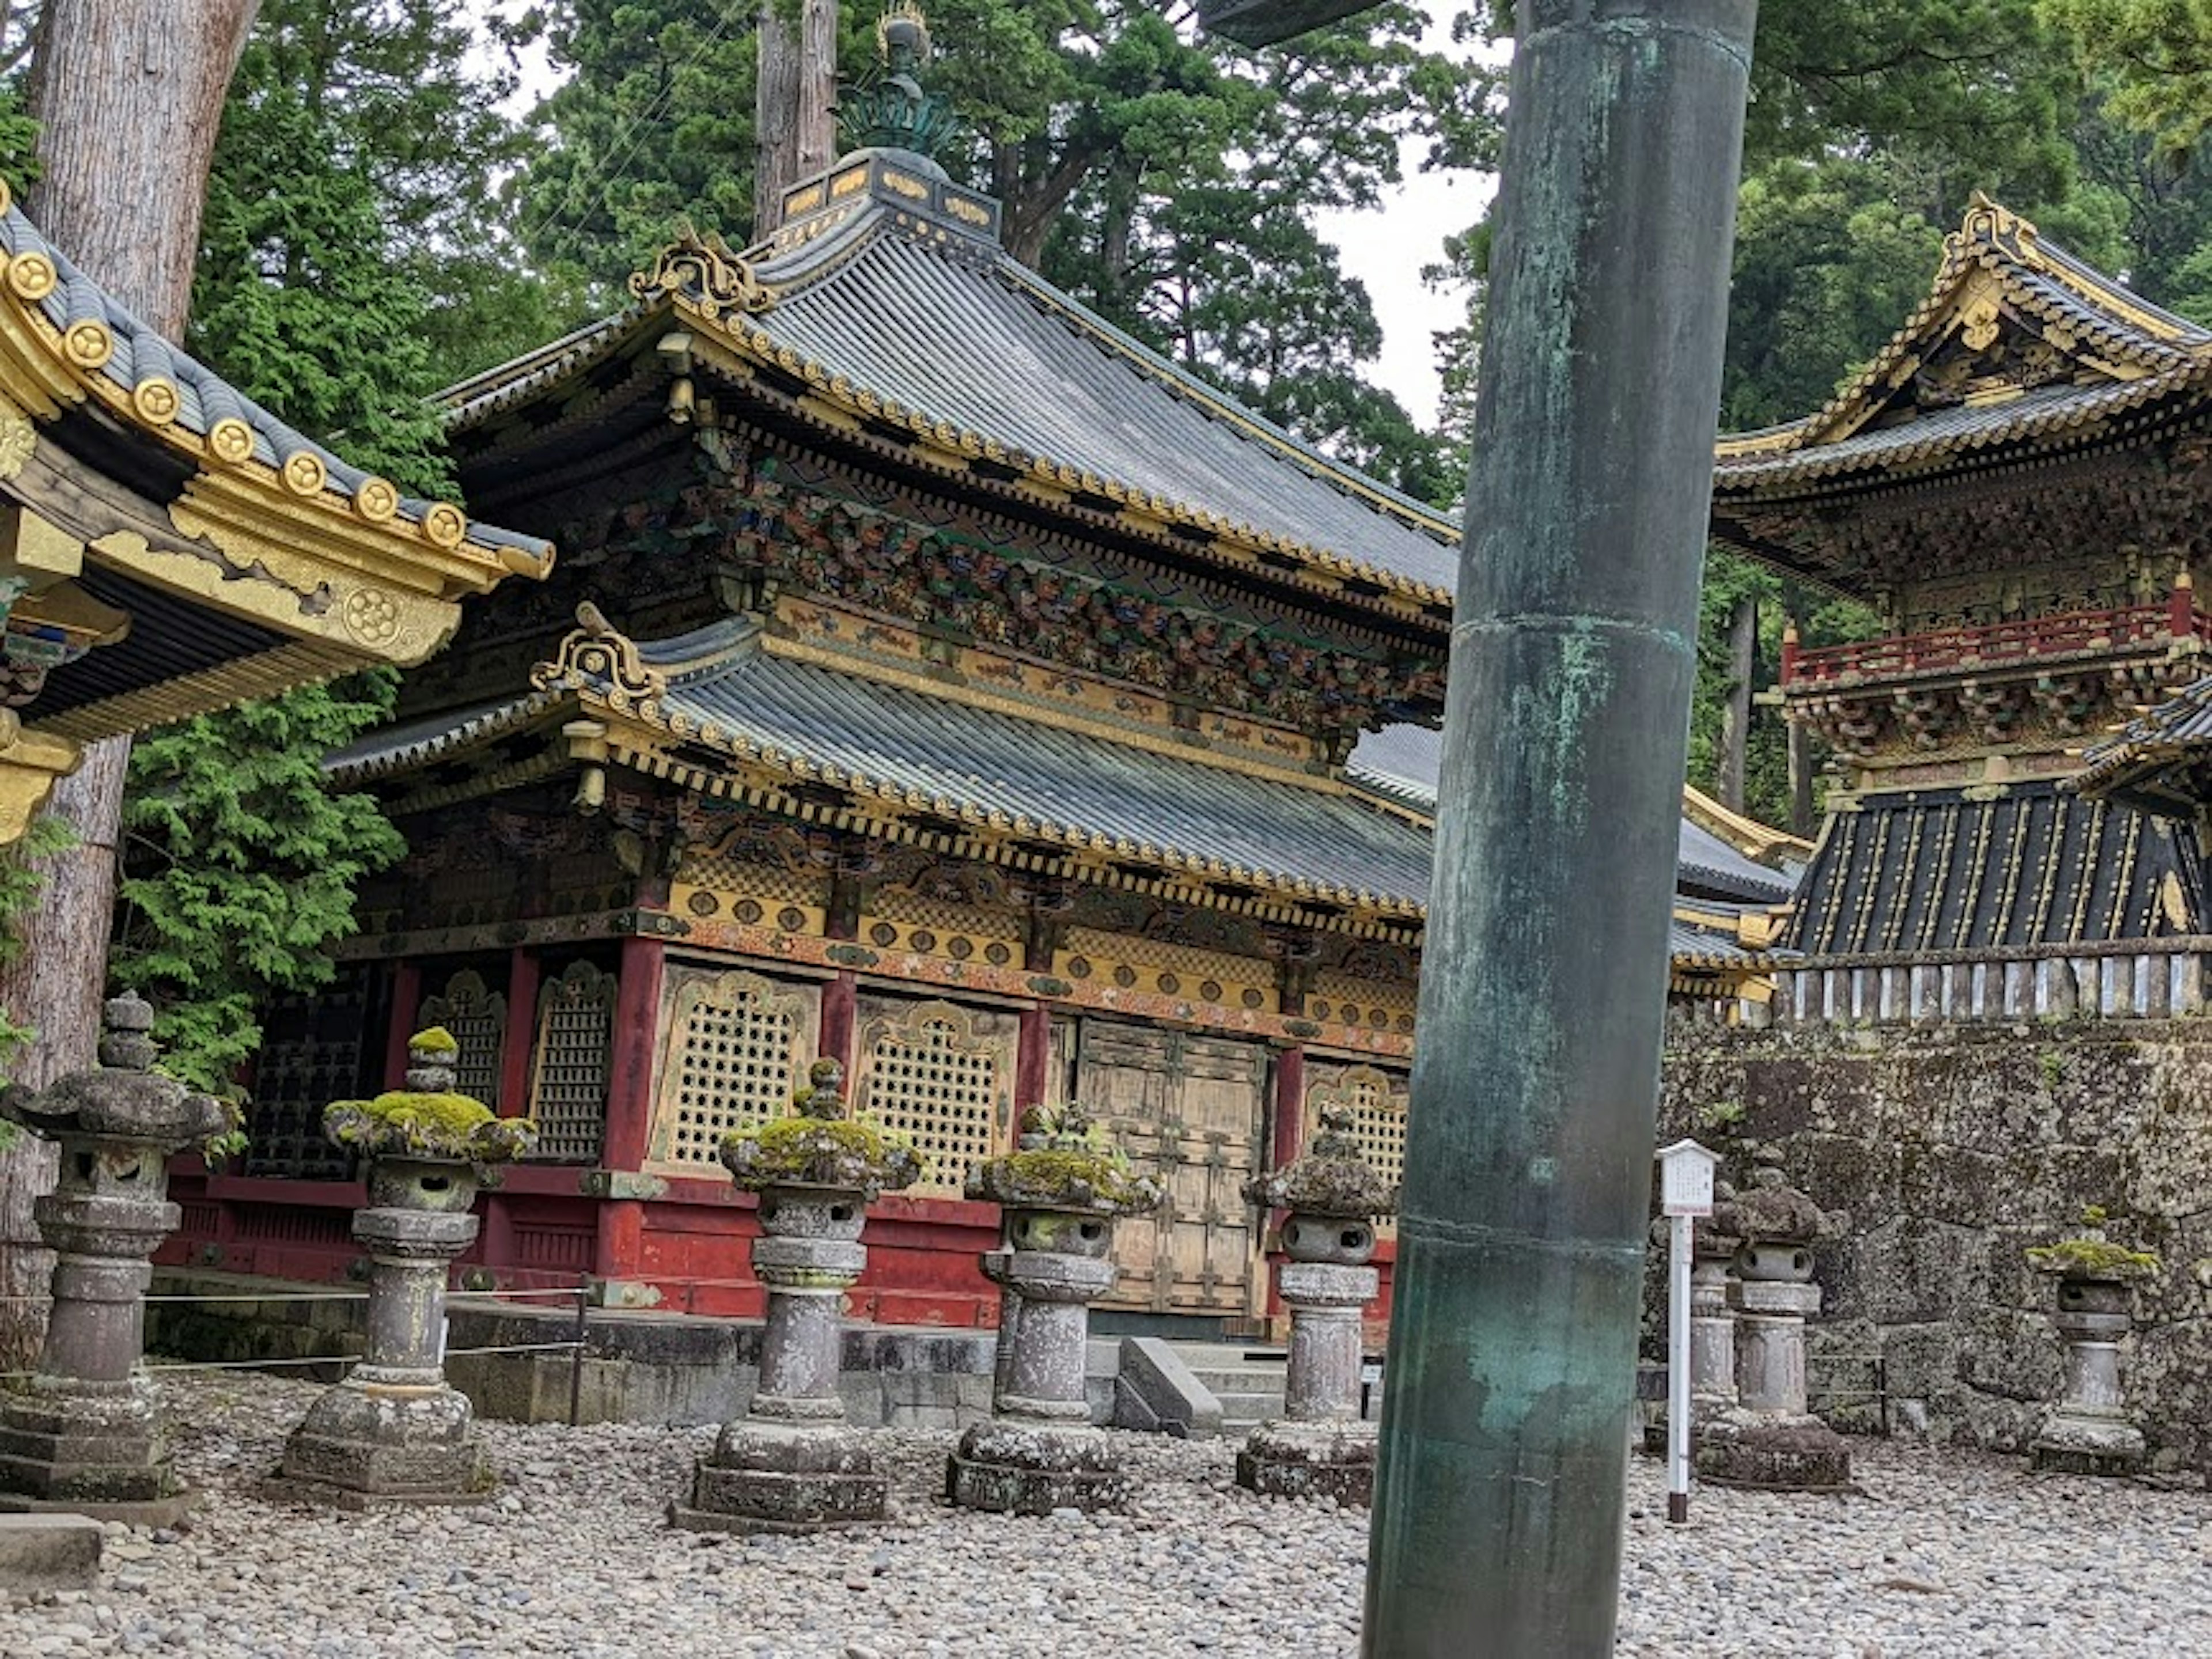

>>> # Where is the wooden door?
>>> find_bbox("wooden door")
[1074,1019,1269,1317]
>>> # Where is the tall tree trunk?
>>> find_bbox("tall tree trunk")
[1715,593,1756,812]
[1787,719,1817,838]
[752,0,835,241]
[0,0,259,1370]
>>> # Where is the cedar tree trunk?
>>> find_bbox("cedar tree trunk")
[1715,593,1756,812]
[752,0,835,241]
[0,0,259,1369]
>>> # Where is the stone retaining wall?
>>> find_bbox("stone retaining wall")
[145,1270,995,1430]
[1658,1021,2212,1474]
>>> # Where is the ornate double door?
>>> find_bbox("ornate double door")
[1070,1018,1271,1320]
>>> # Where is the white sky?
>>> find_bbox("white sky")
[468,2,1490,427]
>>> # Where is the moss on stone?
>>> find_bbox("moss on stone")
[966,1145,1162,1215]
[409,1027,461,1056]
[324,1090,537,1164]
[719,1113,921,1197]
[2027,1237,2161,1279]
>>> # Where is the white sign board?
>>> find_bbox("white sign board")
[1656,1138,1718,1218]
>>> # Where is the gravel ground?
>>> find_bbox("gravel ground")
[2,1370,2208,1658]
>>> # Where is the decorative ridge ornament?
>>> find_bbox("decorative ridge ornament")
[838,2,961,162]
[532,600,668,715]
[629,219,768,321]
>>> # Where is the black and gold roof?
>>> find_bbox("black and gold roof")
[1711,195,2212,582]
[441,151,1458,615]
[0,181,552,840]
[2074,675,2212,820]
[334,608,1797,964]
[1782,783,2206,955]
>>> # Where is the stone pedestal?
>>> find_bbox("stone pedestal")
[1696,1175,1851,1493]
[2032,1275,2145,1476]
[673,1184,889,1533]
[1688,1248,1740,1415]
[0,996,227,1524]
[276,1158,488,1508]
[1238,1217,1381,1503]
[949,1207,1128,1514]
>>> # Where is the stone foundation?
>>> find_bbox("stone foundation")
[946,1420,1130,1514]
[1234,1420,1377,1503]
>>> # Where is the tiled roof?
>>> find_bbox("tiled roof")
[1344,722,1798,906]
[1712,196,2212,497]
[442,150,1455,601]
[0,192,551,573]
[1782,783,2205,955]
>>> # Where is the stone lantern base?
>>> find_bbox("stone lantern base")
[946,1419,1128,1514]
[0,1380,192,1525]
[1236,1419,1376,1505]
[1695,1415,1853,1493]
[671,1419,889,1535]
[2032,1411,2145,1478]
[272,1382,488,1510]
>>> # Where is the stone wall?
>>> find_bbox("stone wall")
[1658,1021,2212,1474]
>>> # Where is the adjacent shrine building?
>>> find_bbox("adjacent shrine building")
[165,65,1795,1337]
[1713,195,2212,1022]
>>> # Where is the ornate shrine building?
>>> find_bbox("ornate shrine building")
[163,56,1796,1336]
[0,182,551,840]
[1713,196,2212,1022]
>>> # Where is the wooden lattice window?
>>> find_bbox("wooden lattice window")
[650,968,813,1169]
[858,999,1006,1199]
[244,973,373,1180]
[418,968,506,1105]
[1308,1065,1408,1222]
[528,961,617,1162]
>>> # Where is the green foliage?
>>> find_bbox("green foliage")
[2049,0,2212,155]
[112,674,407,1098]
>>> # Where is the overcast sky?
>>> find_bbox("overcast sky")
[469,3,1492,427]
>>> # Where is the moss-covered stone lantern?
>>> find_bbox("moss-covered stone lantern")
[2027,1206,2157,1476]
[1236,1106,1396,1503]
[1696,1166,1851,1493]
[0,994,230,1522]
[673,1058,922,1533]
[275,1028,534,1506]
[948,1103,1164,1514]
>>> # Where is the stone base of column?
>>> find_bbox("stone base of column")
[0,1380,191,1522]
[671,1419,889,1534]
[271,1380,488,1509]
[2032,1410,2145,1477]
[1235,1419,1376,1505]
[946,1419,1128,1514]
[1695,1412,1853,1493]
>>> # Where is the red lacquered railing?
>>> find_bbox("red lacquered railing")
[1781,592,2212,687]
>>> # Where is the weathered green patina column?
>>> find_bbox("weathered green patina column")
[1362,1,1755,1653]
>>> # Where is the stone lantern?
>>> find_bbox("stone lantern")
[2027,1207,2157,1476]
[948,1104,1164,1514]
[276,1029,534,1507]
[1688,1181,1745,1419]
[1236,1106,1395,1503]
[1696,1166,1851,1492]
[672,1058,922,1533]
[0,994,229,1522]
